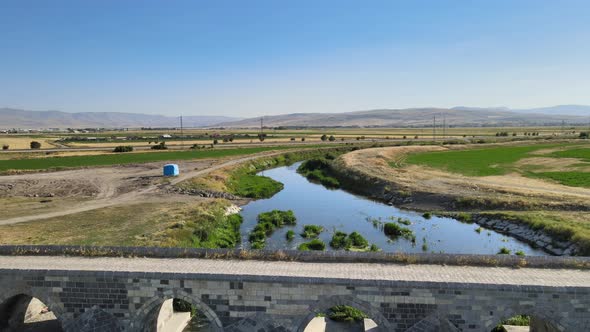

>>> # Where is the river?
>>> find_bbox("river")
[238,162,547,256]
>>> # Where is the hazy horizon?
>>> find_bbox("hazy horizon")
[2,1,590,117]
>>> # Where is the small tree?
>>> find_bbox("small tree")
[580,132,589,139]
[301,137,305,142]
[320,134,328,141]
[113,145,133,153]
[213,139,219,145]
[328,135,335,142]
[2,144,8,150]
[151,142,168,150]
[30,141,41,149]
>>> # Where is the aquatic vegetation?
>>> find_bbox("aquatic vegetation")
[298,238,326,251]
[301,225,324,238]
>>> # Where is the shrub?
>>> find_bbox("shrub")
[580,132,589,139]
[348,231,368,248]
[330,231,350,249]
[1,144,8,150]
[257,210,297,227]
[498,247,511,255]
[369,244,379,252]
[213,139,219,145]
[113,145,133,153]
[515,250,525,256]
[422,212,432,219]
[151,142,168,150]
[320,134,328,141]
[328,135,336,141]
[328,305,368,322]
[301,225,323,238]
[30,141,41,149]
[301,137,305,141]
[298,238,326,251]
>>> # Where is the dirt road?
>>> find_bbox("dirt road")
[0,150,291,225]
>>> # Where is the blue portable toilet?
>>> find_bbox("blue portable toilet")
[163,164,179,177]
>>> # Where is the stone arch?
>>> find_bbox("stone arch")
[484,304,565,332]
[132,288,223,332]
[0,287,66,331]
[295,294,392,332]
[63,306,123,332]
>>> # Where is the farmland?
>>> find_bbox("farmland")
[404,143,590,187]
[0,145,329,173]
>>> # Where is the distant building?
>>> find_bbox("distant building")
[161,134,172,139]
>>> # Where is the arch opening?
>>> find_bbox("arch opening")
[491,314,561,332]
[303,305,379,332]
[145,297,216,332]
[0,294,63,332]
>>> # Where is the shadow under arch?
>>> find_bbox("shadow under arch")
[295,294,392,332]
[0,287,66,331]
[132,288,223,332]
[484,304,564,332]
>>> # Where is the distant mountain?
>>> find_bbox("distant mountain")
[0,108,241,129]
[215,107,589,128]
[513,105,590,117]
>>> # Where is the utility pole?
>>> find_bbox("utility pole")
[561,120,565,136]
[433,115,436,142]
[260,117,264,135]
[442,113,446,139]
[180,115,184,149]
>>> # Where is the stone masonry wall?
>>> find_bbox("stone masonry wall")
[0,269,588,332]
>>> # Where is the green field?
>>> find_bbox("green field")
[405,143,590,188]
[551,148,590,161]
[0,145,328,172]
[405,144,559,176]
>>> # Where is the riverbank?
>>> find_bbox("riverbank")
[330,145,590,256]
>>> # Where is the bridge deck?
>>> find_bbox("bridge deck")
[1,256,589,288]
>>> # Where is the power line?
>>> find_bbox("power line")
[433,115,436,142]
[180,115,184,149]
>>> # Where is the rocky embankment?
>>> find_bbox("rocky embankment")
[168,187,239,200]
[472,215,580,256]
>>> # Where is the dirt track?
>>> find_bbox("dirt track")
[0,150,289,225]
[341,146,590,209]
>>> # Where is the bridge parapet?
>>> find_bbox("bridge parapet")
[0,252,589,332]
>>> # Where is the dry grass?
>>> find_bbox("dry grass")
[0,199,226,246]
[0,197,88,219]
[0,136,59,150]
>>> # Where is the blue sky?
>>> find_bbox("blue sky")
[1,0,589,116]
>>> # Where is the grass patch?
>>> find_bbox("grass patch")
[297,238,326,251]
[297,158,341,188]
[383,222,415,241]
[329,231,369,250]
[533,171,590,188]
[227,172,284,198]
[405,144,559,176]
[301,225,324,238]
[248,210,297,249]
[550,147,590,161]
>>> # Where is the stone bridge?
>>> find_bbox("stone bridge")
[0,255,589,332]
